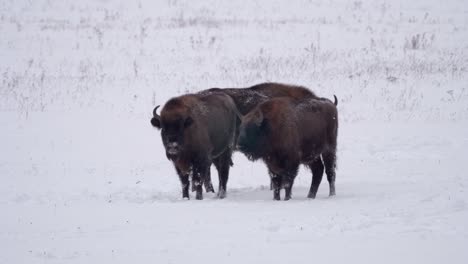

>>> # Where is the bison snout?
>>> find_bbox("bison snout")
[166,142,180,155]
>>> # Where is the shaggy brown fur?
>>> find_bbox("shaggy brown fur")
[237,96,338,200]
[150,92,239,200]
[201,82,318,115]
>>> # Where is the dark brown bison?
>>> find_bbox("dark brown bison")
[201,82,325,190]
[150,92,239,200]
[237,96,338,200]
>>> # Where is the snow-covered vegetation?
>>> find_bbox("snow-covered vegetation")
[1,0,467,263]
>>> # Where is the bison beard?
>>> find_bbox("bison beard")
[237,96,338,201]
[150,92,239,200]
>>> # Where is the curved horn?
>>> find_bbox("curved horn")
[333,95,338,106]
[153,105,160,117]
[151,105,161,128]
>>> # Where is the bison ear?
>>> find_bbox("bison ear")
[184,116,193,128]
[151,117,161,129]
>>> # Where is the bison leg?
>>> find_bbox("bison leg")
[283,169,298,201]
[192,170,203,200]
[176,168,190,200]
[193,164,210,200]
[307,157,324,199]
[203,168,215,193]
[272,182,281,201]
[283,181,293,201]
[284,185,292,201]
[323,151,337,196]
[193,179,203,200]
[269,171,281,201]
[213,149,233,199]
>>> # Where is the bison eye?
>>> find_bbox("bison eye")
[184,117,193,128]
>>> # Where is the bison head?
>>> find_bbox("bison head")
[151,104,193,159]
[237,108,267,160]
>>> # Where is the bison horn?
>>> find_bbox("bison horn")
[153,105,160,117]
[151,105,161,128]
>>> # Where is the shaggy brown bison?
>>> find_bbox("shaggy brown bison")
[150,92,239,200]
[237,96,338,200]
[201,82,326,191]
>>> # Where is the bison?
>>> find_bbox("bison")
[201,82,326,190]
[237,96,338,200]
[150,92,239,200]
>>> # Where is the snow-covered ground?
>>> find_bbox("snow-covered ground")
[1,0,468,263]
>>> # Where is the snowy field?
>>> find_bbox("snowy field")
[1,0,468,263]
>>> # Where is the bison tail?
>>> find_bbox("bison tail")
[333,95,338,106]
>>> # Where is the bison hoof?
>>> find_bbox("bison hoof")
[205,183,215,193]
[307,192,316,199]
[329,184,336,196]
[182,190,190,200]
[195,192,203,200]
[217,189,226,199]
